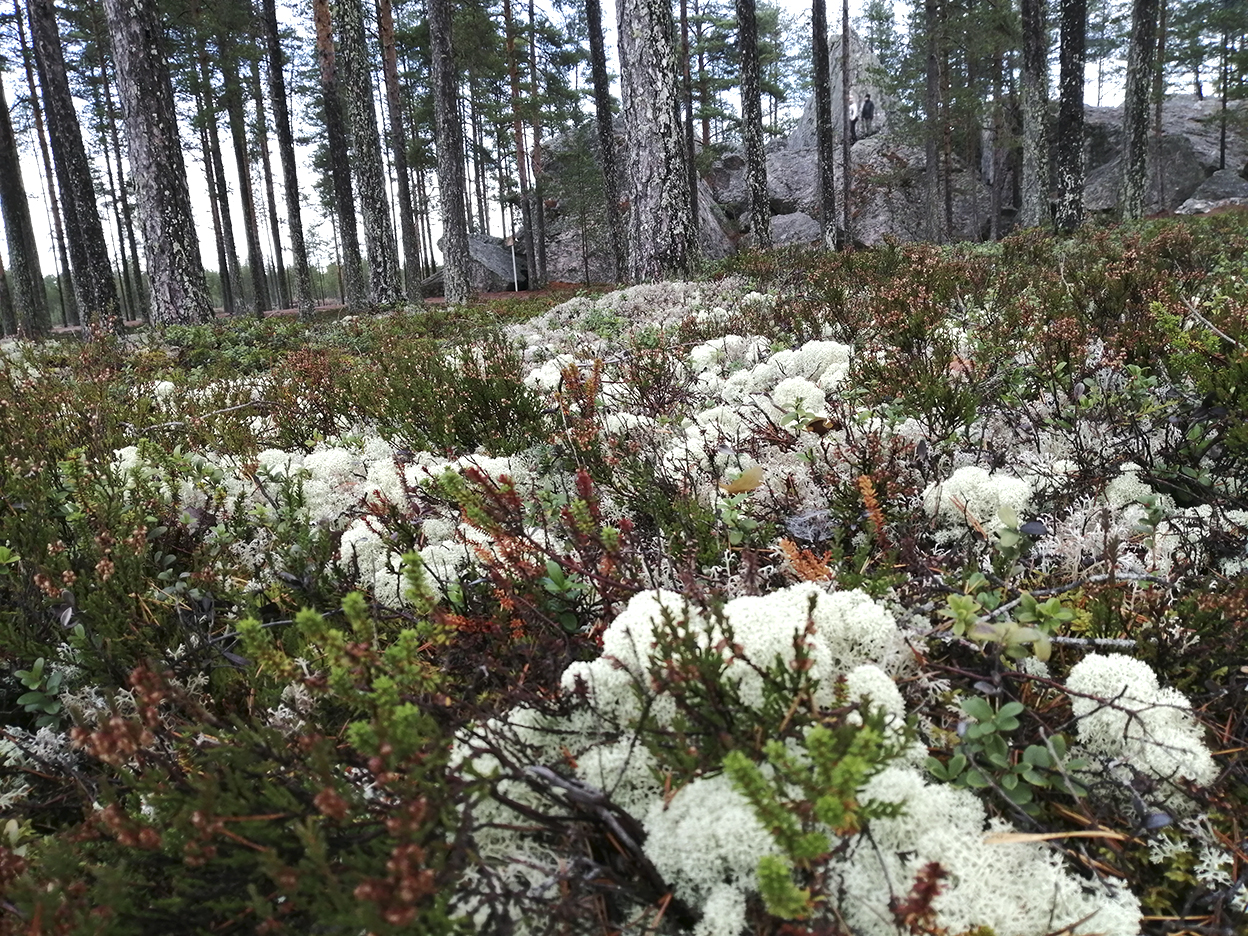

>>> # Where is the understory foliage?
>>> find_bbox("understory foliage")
[1,215,1248,934]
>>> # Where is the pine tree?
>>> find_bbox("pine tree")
[1121,0,1161,219]
[738,0,771,246]
[101,0,212,325]
[430,0,472,302]
[813,0,837,248]
[0,73,47,335]
[1020,0,1049,227]
[28,0,119,328]
[1055,0,1087,233]
[584,0,625,280]
[617,0,696,280]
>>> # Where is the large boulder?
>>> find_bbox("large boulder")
[1176,168,1248,214]
[1083,133,1209,214]
[767,212,822,246]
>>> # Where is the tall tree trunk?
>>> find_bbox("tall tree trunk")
[197,111,234,317]
[1020,0,1048,227]
[103,0,212,325]
[332,0,402,303]
[617,0,696,281]
[429,0,472,302]
[585,0,625,280]
[923,0,944,241]
[219,34,271,313]
[92,27,147,322]
[527,0,547,287]
[261,0,314,318]
[1120,0,1160,220]
[376,0,420,300]
[194,44,246,316]
[0,256,16,336]
[89,75,138,321]
[840,0,851,237]
[14,0,75,327]
[0,74,48,336]
[813,0,837,248]
[1054,0,1087,233]
[29,0,121,328]
[680,0,699,245]
[738,0,770,247]
[504,0,536,289]
[314,0,367,309]
[249,57,290,310]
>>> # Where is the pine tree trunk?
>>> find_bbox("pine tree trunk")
[504,0,536,289]
[680,0,699,245]
[332,0,402,303]
[0,257,16,337]
[14,0,75,327]
[840,0,851,237]
[90,77,138,321]
[1120,0,1160,219]
[585,0,625,280]
[261,0,315,318]
[1020,0,1049,227]
[376,0,420,301]
[103,0,212,325]
[0,74,48,336]
[923,0,944,241]
[197,114,234,317]
[249,57,290,310]
[94,36,147,321]
[194,47,246,316]
[314,0,367,310]
[1054,0,1087,233]
[220,35,271,313]
[813,0,837,249]
[617,0,696,281]
[527,0,547,287]
[29,0,120,328]
[738,0,770,247]
[429,0,472,302]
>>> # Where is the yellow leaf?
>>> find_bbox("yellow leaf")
[720,464,765,494]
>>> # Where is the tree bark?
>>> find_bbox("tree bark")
[29,0,121,328]
[1054,0,1087,233]
[1020,0,1049,227]
[314,0,367,310]
[14,0,74,327]
[680,0,699,244]
[923,0,944,242]
[376,0,420,301]
[260,0,314,318]
[617,0,696,281]
[527,0,547,287]
[0,73,48,336]
[103,0,212,325]
[738,0,770,247]
[429,0,472,302]
[813,0,837,248]
[585,0,624,280]
[504,0,536,289]
[193,40,245,316]
[219,31,271,313]
[249,56,290,311]
[840,0,851,237]
[1120,0,1160,219]
[332,0,402,303]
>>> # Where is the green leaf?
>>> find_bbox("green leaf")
[1022,745,1052,768]
[964,769,991,789]
[960,697,995,722]
[947,753,967,778]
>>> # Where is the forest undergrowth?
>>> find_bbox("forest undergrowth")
[2,214,1248,935]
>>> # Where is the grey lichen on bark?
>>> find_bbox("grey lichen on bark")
[1020,0,1049,228]
[1120,0,1160,220]
[1054,0,1087,234]
[331,0,402,304]
[101,0,212,326]
[430,0,472,303]
[617,0,696,282]
[738,0,770,248]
